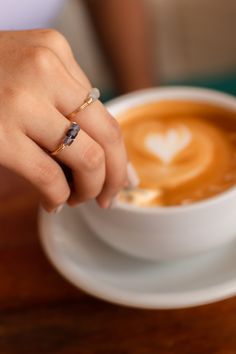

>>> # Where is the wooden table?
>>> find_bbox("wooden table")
[1,166,236,354]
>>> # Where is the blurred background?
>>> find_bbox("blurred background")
[2,0,235,98]
[54,0,236,99]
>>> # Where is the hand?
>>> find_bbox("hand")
[0,29,132,211]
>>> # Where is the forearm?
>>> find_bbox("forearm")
[84,0,155,93]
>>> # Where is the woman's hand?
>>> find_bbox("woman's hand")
[0,29,133,211]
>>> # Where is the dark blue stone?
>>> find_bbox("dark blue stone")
[63,136,73,146]
[63,123,80,146]
[66,129,77,138]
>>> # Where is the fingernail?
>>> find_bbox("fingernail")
[109,196,118,209]
[100,196,118,209]
[54,204,64,213]
[127,162,140,188]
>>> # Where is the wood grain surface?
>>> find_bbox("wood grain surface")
[0,166,236,354]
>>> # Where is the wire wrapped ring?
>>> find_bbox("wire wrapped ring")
[51,122,80,156]
[67,87,100,120]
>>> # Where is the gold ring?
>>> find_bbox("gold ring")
[67,87,100,121]
[51,143,67,156]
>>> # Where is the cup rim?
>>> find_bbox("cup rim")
[105,86,236,214]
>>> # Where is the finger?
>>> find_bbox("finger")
[23,105,106,205]
[54,78,128,208]
[3,133,70,212]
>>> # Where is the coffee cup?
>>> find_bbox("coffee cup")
[79,87,236,261]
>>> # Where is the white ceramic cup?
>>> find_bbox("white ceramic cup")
[80,87,236,261]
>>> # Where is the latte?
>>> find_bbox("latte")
[118,100,236,207]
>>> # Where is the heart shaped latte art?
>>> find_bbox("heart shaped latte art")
[145,126,192,164]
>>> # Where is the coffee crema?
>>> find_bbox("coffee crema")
[118,100,236,207]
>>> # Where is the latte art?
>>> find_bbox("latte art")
[145,126,192,164]
[118,101,236,207]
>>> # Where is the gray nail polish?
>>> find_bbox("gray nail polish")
[109,196,118,209]
[127,162,140,188]
[54,204,64,213]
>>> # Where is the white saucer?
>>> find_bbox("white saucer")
[39,206,236,309]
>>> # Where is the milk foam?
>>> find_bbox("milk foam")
[145,125,192,164]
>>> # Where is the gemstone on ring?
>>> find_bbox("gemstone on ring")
[66,87,100,120]
[88,88,100,101]
[63,122,80,146]
[51,121,80,156]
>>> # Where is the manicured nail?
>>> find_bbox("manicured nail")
[100,196,117,209]
[109,196,118,209]
[127,162,140,188]
[54,204,64,213]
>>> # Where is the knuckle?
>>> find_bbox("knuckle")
[106,118,122,144]
[41,28,65,42]
[82,143,105,172]
[41,28,71,53]
[26,46,55,72]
